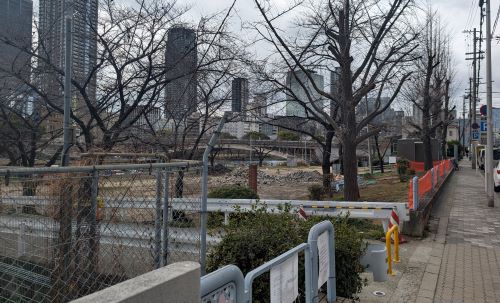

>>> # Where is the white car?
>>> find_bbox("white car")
[494,161,500,192]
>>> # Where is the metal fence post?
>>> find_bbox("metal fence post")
[307,221,336,303]
[155,169,162,268]
[201,265,245,302]
[412,176,419,210]
[430,168,435,191]
[201,112,229,274]
[436,165,440,185]
[162,170,170,267]
[89,169,99,277]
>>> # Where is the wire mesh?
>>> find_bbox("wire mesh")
[0,163,202,302]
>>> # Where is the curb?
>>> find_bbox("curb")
[414,189,450,302]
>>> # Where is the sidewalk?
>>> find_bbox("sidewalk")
[418,160,500,303]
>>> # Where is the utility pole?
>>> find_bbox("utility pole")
[465,28,479,169]
[61,0,73,166]
[462,95,466,152]
[469,78,473,154]
[472,28,478,170]
[485,0,494,207]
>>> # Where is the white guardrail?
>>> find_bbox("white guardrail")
[1,196,409,222]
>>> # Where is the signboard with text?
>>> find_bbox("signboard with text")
[472,129,480,140]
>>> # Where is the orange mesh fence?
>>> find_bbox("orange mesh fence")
[418,170,432,198]
[446,160,452,171]
[409,161,425,172]
[407,160,453,210]
[409,160,445,172]
[433,166,438,185]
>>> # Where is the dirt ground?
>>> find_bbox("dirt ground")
[209,165,409,202]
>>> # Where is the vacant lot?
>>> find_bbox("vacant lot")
[210,165,409,202]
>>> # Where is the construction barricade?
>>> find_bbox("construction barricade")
[408,159,453,210]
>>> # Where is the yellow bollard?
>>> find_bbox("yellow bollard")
[393,226,400,263]
[385,225,400,275]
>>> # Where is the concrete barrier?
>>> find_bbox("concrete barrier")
[71,261,200,303]
[403,168,454,237]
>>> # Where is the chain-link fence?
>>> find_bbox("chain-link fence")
[0,162,202,302]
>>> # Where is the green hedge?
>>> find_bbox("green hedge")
[206,204,366,301]
[208,185,259,199]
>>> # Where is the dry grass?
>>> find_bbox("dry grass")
[330,171,408,202]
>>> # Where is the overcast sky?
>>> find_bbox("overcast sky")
[186,0,500,117]
[31,0,500,116]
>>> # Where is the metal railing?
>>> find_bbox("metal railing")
[307,221,336,303]
[201,265,245,303]
[0,162,202,302]
[201,220,336,303]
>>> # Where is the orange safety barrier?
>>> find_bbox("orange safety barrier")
[407,159,453,210]
[409,160,445,172]
[418,170,432,198]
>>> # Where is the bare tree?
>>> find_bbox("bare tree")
[405,10,453,170]
[251,145,274,166]
[0,0,244,166]
[252,0,418,200]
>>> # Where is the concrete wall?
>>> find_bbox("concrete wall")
[403,169,454,237]
[71,261,200,303]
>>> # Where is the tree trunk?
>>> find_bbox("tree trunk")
[322,130,334,193]
[374,135,384,173]
[423,130,433,171]
[338,143,344,175]
[343,140,360,201]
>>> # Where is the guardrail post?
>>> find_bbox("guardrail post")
[224,212,229,225]
[412,176,419,210]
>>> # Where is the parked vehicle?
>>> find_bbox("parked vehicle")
[478,148,500,170]
[494,161,500,192]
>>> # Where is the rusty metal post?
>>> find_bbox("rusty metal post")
[248,164,258,193]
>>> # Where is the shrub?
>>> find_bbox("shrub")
[206,206,366,301]
[397,158,409,182]
[308,184,324,200]
[242,131,270,140]
[207,185,259,228]
[208,185,259,199]
[277,130,300,141]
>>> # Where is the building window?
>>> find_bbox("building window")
[449,130,452,137]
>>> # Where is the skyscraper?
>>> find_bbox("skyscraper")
[0,0,33,99]
[38,0,98,114]
[165,26,197,121]
[285,69,325,118]
[231,77,249,113]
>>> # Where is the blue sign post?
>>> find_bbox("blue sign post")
[480,121,487,132]
[472,129,480,140]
